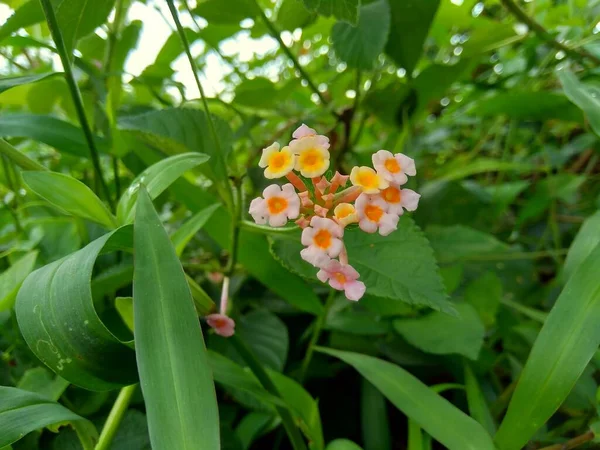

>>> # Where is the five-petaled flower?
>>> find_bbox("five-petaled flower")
[246,123,420,302]
[249,183,300,227]
[317,260,366,301]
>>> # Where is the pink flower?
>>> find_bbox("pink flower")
[300,217,344,267]
[380,185,421,215]
[372,150,416,185]
[249,183,300,227]
[206,314,235,337]
[355,193,399,236]
[317,260,366,301]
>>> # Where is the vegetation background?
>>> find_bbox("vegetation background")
[1,0,600,449]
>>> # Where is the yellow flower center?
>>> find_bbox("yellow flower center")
[384,158,401,173]
[357,170,379,190]
[382,186,401,204]
[335,204,355,219]
[268,152,290,170]
[364,204,384,222]
[313,229,332,249]
[267,196,288,214]
[334,272,346,284]
[299,149,323,170]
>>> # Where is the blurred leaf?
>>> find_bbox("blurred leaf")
[172,204,221,256]
[473,91,584,123]
[439,158,533,181]
[385,0,440,74]
[558,68,600,136]
[16,367,69,401]
[464,272,502,327]
[133,186,220,450]
[325,440,363,450]
[116,152,210,224]
[361,379,391,450]
[494,244,600,450]
[325,310,391,335]
[0,250,37,311]
[22,171,117,229]
[302,0,359,25]
[276,0,316,31]
[563,210,600,282]
[0,0,44,42]
[0,73,60,94]
[317,348,496,450]
[107,410,151,450]
[464,363,496,435]
[235,412,275,450]
[237,309,289,372]
[0,386,96,449]
[332,0,390,70]
[413,60,473,114]
[234,78,279,109]
[16,226,138,391]
[119,108,231,182]
[393,303,484,360]
[193,0,258,24]
[0,114,108,158]
[115,296,134,332]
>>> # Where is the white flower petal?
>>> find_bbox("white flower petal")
[359,218,378,233]
[258,143,280,168]
[263,184,282,199]
[301,227,315,246]
[344,281,366,301]
[269,213,288,227]
[327,238,343,258]
[397,153,416,176]
[400,189,420,211]
[378,213,399,236]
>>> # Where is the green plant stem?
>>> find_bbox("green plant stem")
[251,0,337,116]
[537,430,595,450]
[166,0,233,210]
[499,0,600,65]
[225,182,242,276]
[1,156,23,233]
[0,139,48,171]
[230,334,308,450]
[299,290,336,382]
[94,384,137,450]
[38,0,114,210]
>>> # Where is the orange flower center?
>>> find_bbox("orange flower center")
[300,149,322,168]
[269,152,288,169]
[384,158,401,173]
[313,229,332,249]
[364,204,384,222]
[334,272,346,284]
[267,196,288,214]
[335,204,355,219]
[382,186,401,204]
[357,170,378,189]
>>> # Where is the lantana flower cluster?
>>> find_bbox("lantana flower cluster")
[249,124,420,302]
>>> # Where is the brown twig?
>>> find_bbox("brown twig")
[537,430,595,450]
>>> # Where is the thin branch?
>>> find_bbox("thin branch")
[499,0,600,66]
[250,0,339,118]
[39,0,114,209]
[537,430,595,450]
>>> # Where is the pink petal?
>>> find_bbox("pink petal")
[292,123,316,139]
[206,314,236,337]
[400,189,420,211]
[300,247,331,268]
[344,281,366,301]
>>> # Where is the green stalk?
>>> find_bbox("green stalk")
[0,139,48,171]
[299,290,336,382]
[225,182,242,276]
[38,0,114,209]
[165,0,233,209]
[230,334,308,450]
[250,0,337,117]
[94,384,137,450]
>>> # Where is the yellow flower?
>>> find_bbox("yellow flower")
[349,166,389,194]
[292,138,330,178]
[259,143,295,179]
[334,203,358,227]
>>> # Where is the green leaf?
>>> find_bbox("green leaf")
[276,0,316,31]
[16,367,69,401]
[473,91,584,123]
[393,303,484,360]
[301,0,359,25]
[119,108,230,182]
[0,114,108,158]
[234,78,279,109]
[316,348,495,450]
[171,204,220,256]
[494,244,600,450]
[325,439,363,450]
[385,0,440,74]
[192,0,258,24]
[0,386,96,449]
[558,68,600,136]
[361,379,391,450]
[133,186,220,450]
[237,310,289,372]
[0,0,44,42]
[0,73,60,95]
[464,363,496,436]
[331,0,390,70]
[22,171,117,229]
[116,152,210,224]
[16,226,138,391]
[0,250,37,311]
[562,210,600,282]
[464,272,502,327]
[115,297,134,332]
[235,412,275,450]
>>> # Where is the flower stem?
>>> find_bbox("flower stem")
[94,384,137,450]
[230,334,308,450]
[39,0,114,210]
[299,290,336,382]
[165,0,233,209]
